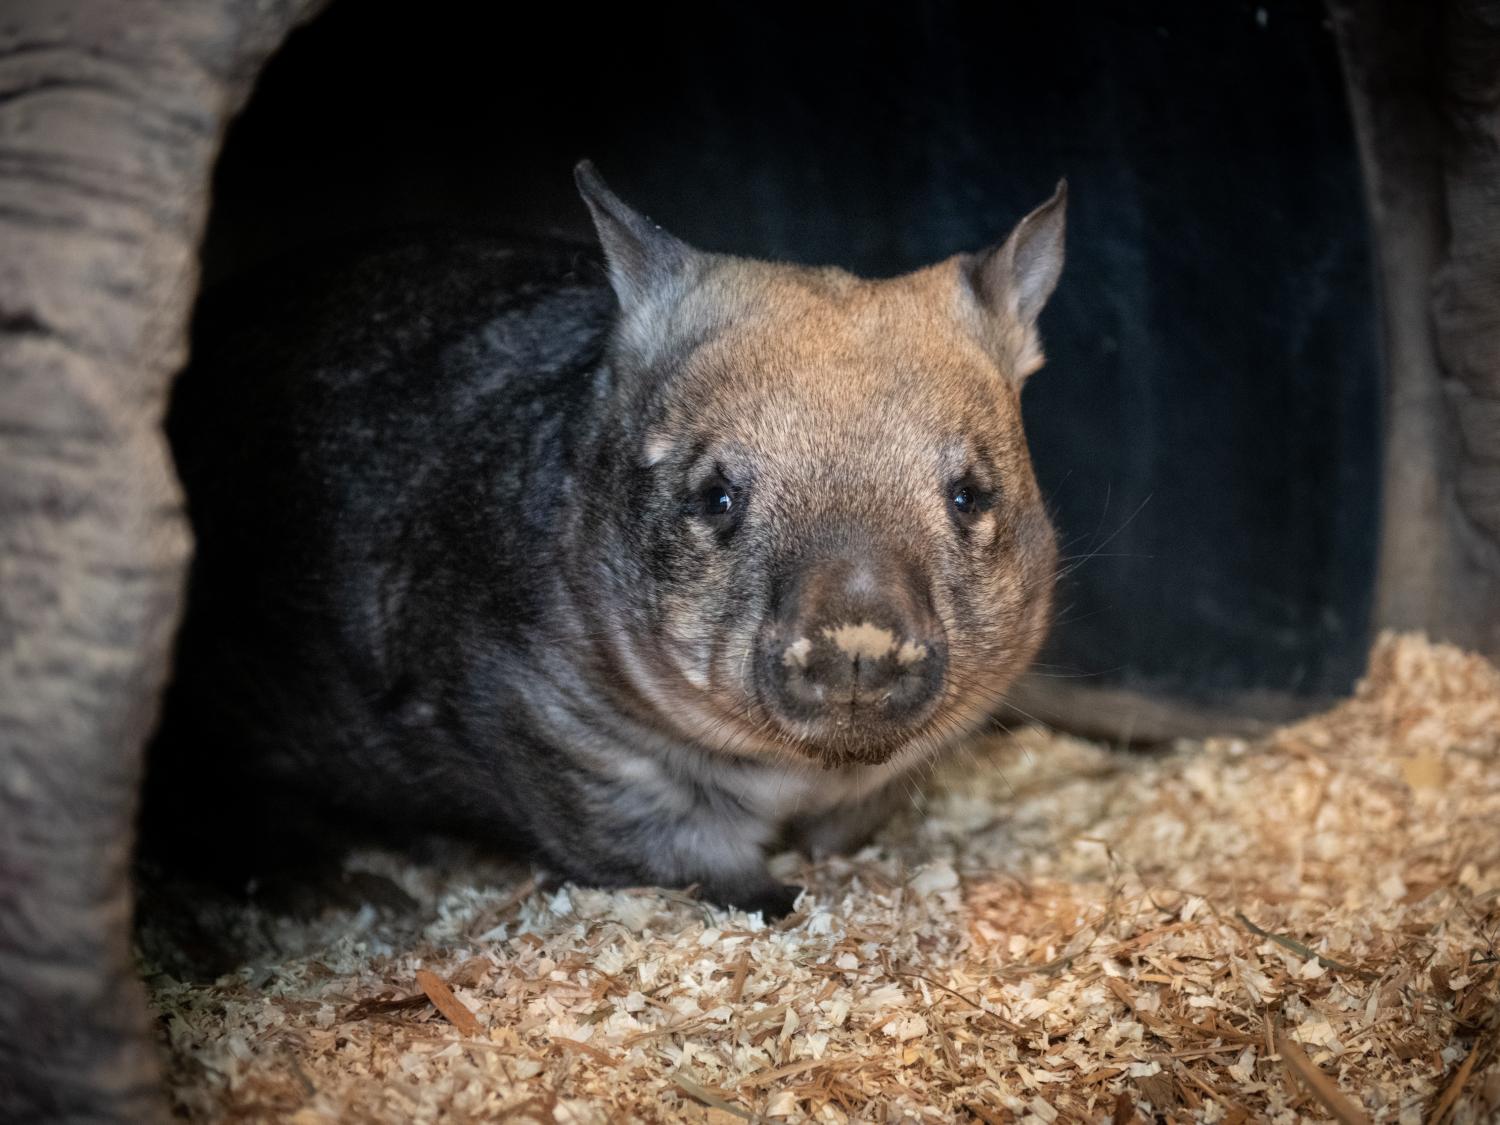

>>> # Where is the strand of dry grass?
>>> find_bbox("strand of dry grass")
[1275,1032,1370,1124]
[414,969,481,1036]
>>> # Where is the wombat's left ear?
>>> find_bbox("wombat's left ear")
[963,181,1067,379]
[575,160,697,314]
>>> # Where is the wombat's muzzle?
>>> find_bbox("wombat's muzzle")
[756,553,948,739]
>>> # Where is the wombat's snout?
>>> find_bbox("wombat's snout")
[758,554,948,734]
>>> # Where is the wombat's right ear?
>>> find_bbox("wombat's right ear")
[575,161,695,314]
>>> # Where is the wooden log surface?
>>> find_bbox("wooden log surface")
[1329,0,1500,657]
[0,1,323,1118]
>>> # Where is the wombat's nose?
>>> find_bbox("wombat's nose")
[759,556,947,725]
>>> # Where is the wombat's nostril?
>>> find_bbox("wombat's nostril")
[895,640,930,665]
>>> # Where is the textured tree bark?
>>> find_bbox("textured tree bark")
[1435,1,1500,653]
[1329,0,1500,657]
[0,1,321,1118]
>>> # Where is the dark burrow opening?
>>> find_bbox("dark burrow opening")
[192,0,1381,740]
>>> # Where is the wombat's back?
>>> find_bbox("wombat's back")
[170,230,612,521]
[147,231,616,876]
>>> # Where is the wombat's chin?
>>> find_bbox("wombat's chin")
[677,695,922,768]
[764,713,935,769]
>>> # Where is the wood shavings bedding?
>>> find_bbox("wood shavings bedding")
[142,633,1500,1122]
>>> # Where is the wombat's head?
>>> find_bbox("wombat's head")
[572,162,1063,770]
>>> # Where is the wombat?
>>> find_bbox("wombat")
[144,163,1066,917]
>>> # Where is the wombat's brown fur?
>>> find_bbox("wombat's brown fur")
[145,163,1066,916]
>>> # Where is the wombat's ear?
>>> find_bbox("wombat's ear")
[964,181,1067,379]
[575,160,695,314]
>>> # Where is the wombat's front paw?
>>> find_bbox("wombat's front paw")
[251,866,418,920]
[711,880,803,920]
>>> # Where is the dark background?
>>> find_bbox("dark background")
[199,0,1380,723]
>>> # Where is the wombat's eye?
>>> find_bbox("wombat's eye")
[949,477,994,524]
[703,484,734,517]
[690,474,740,524]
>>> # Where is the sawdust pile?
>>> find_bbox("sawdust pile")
[144,633,1500,1122]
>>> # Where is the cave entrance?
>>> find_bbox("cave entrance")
[197,0,1381,738]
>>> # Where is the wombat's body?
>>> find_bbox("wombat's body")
[147,167,1066,914]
